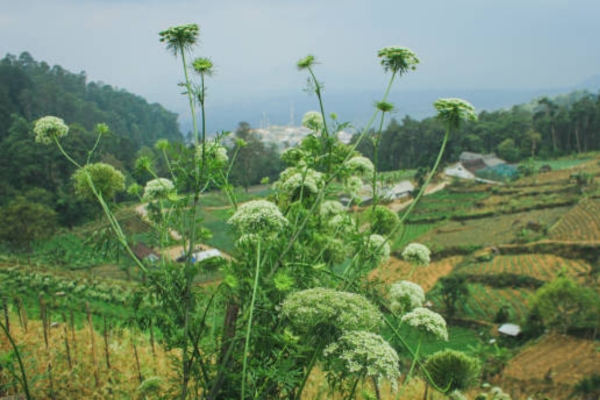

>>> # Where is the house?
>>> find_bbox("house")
[459,152,506,169]
[498,323,521,337]
[132,242,160,263]
[340,180,414,206]
[444,162,476,180]
[192,249,222,263]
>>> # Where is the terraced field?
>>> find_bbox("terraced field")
[416,207,570,248]
[370,256,462,292]
[456,254,591,282]
[550,198,600,241]
[428,283,534,322]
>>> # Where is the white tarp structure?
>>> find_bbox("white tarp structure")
[498,323,521,337]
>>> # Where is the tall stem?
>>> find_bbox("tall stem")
[180,47,199,148]
[386,126,450,240]
[241,239,261,400]
[0,320,31,400]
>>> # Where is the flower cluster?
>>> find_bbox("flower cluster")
[401,307,448,340]
[72,162,125,201]
[434,98,477,129]
[274,167,324,198]
[323,331,400,390]
[159,24,200,55]
[280,147,309,165]
[192,57,215,76]
[301,111,324,131]
[320,200,346,219]
[377,46,419,75]
[297,54,316,70]
[327,214,356,235]
[34,116,69,144]
[281,287,383,334]
[197,141,229,166]
[389,280,425,314]
[402,242,431,266]
[143,178,175,201]
[344,156,375,176]
[366,234,391,263]
[228,200,288,233]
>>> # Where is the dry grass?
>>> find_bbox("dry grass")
[0,316,177,399]
[370,256,462,293]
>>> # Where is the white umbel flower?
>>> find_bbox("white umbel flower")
[344,156,375,176]
[401,307,448,341]
[34,116,69,144]
[402,243,431,266]
[389,281,425,314]
[143,178,175,200]
[324,331,401,390]
[228,200,288,233]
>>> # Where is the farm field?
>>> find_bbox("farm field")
[456,254,591,283]
[500,333,600,399]
[370,256,463,292]
[549,197,600,241]
[415,206,570,249]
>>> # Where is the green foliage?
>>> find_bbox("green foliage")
[0,196,57,253]
[367,205,400,235]
[438,274,469,319]
[425,349,481,393]
[72,162,126,201]
[529,276,600,334]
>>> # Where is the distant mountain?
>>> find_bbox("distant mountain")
[189,76,600,136]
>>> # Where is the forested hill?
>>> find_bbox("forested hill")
[0,52,182,228]
[353,89,600,172]
[0,52,182,147]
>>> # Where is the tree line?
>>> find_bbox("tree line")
[353,90,600,171]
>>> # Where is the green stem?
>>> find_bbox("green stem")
[371,111,386,210]
[0,320,32,400]
[241,239,261,400]
[180,47,199,148]
[293,344,321,400]
[387,126,450,239]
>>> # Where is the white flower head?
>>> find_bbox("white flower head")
[301,111,324,131]
[143,178,175,200]
[402,243,431,266]
[389,280,425,314]
[275,167,324,197]
[377,46,419,75]
[228,200,288,233]
[344,156,375,176]
[323,331,400,390]
[320,200,346,219]
[34,116,69,144]
[328,214,356,235]
[281,287,383,333]
[434,98,477,129]
[401,307,448,341]
[366,234,390,263]
[197,141,228,166]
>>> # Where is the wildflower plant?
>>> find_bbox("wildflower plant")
[33,116,69,144]
[33,20,478,400]
[389,280,425,314]
[402,242,432,266]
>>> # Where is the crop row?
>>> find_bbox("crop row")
[549,198,600,241]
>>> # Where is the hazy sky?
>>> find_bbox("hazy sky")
[1,0,599,123]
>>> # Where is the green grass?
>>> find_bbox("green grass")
[533,158,591,171]
[390,324,481,360]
